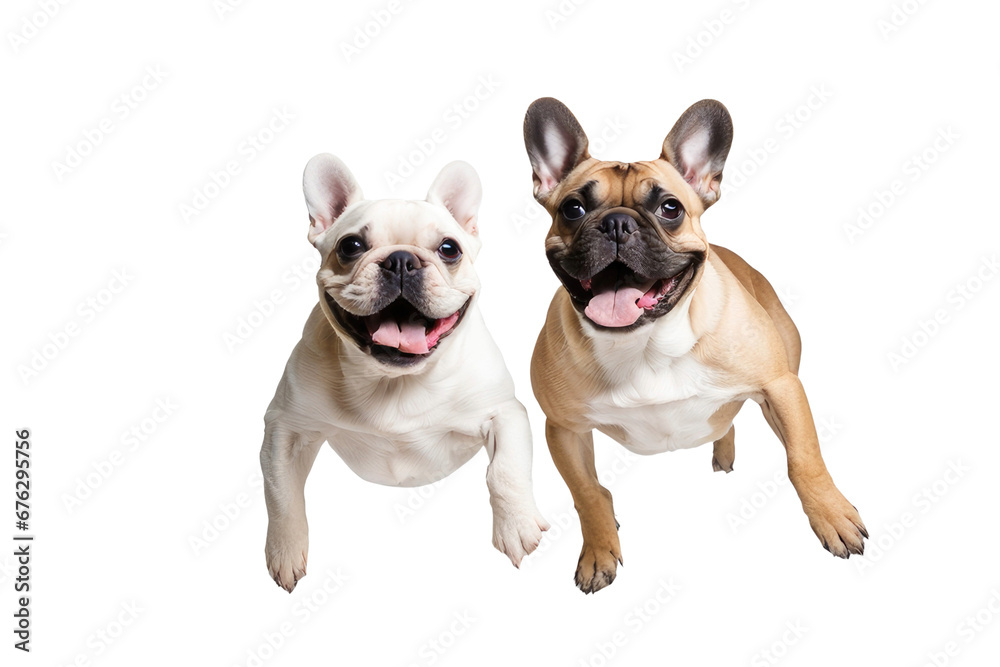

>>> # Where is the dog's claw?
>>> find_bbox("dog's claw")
[806,491,867,561]
[574,545,621,594]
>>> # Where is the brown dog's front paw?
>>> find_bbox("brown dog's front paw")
[575,542,623,594]
[804,492,868,559]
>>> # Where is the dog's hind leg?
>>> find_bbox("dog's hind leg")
[712,425,736,473]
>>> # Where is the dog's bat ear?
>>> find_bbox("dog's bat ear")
[662,100,733,209]
[302,153,364,245]
[426,161,482,236]
[523,97,591,201]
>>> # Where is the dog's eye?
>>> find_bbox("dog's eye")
[560,199,587,221]
[337,235,366,260]
[659,198,684,221]
[437,238,462,261]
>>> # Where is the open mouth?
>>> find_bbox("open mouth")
[327,294,470,365]
[558,260,699,329]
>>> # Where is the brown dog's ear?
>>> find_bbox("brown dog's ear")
[661,100,733,209]
[303,153,363,245]
[523,97,590,201]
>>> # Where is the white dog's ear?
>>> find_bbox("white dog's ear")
[426,161,482,235]
[661,100,733,209]
[303,153,363,245]
[523,97,591,201]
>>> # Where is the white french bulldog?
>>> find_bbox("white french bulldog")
[260,154,548,592]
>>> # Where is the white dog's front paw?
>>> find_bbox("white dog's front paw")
[265,528,308,593]
[492,505,550,568]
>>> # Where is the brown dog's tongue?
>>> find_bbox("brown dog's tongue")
[585,286,646,327]
[370,319,429,354]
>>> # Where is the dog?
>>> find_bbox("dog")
[260,154,548,592]
[522,98,868,593]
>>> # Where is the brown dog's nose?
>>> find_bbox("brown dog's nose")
[599,213,638,243]
[381,250,421,275]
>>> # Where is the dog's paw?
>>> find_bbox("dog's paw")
[804,491,868,559]
[712,427,735,473]
[575,541,622,594]
[711,454,734,473]
[265,530,308,593]
[492,508,549,568]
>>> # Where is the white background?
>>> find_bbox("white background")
[3,0,1000,665]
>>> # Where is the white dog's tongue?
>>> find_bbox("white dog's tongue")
[584,273,656,327]
[370,320,429,354]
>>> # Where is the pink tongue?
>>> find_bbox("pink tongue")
[585,286,646,327]
[370,320,429,354]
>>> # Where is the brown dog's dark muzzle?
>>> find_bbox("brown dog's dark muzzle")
[598,212,638,244]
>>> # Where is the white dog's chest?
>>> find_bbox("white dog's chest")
[327,423,487,488]
[319,386,496,487]
[585,353,750,455]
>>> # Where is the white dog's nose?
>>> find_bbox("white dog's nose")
[381,250,421,275]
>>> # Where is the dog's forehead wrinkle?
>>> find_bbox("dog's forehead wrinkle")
[359,200,462,247]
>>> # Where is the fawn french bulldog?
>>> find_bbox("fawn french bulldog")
[261,155,547,592]
[523,98,867,593]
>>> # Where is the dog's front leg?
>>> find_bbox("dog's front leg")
[545,419,622,593]
[486,400,549,568]
[260,421,324,592]
[761,373,868,558]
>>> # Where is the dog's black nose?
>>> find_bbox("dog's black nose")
[381,250,421,275]
[599,213,638,243]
